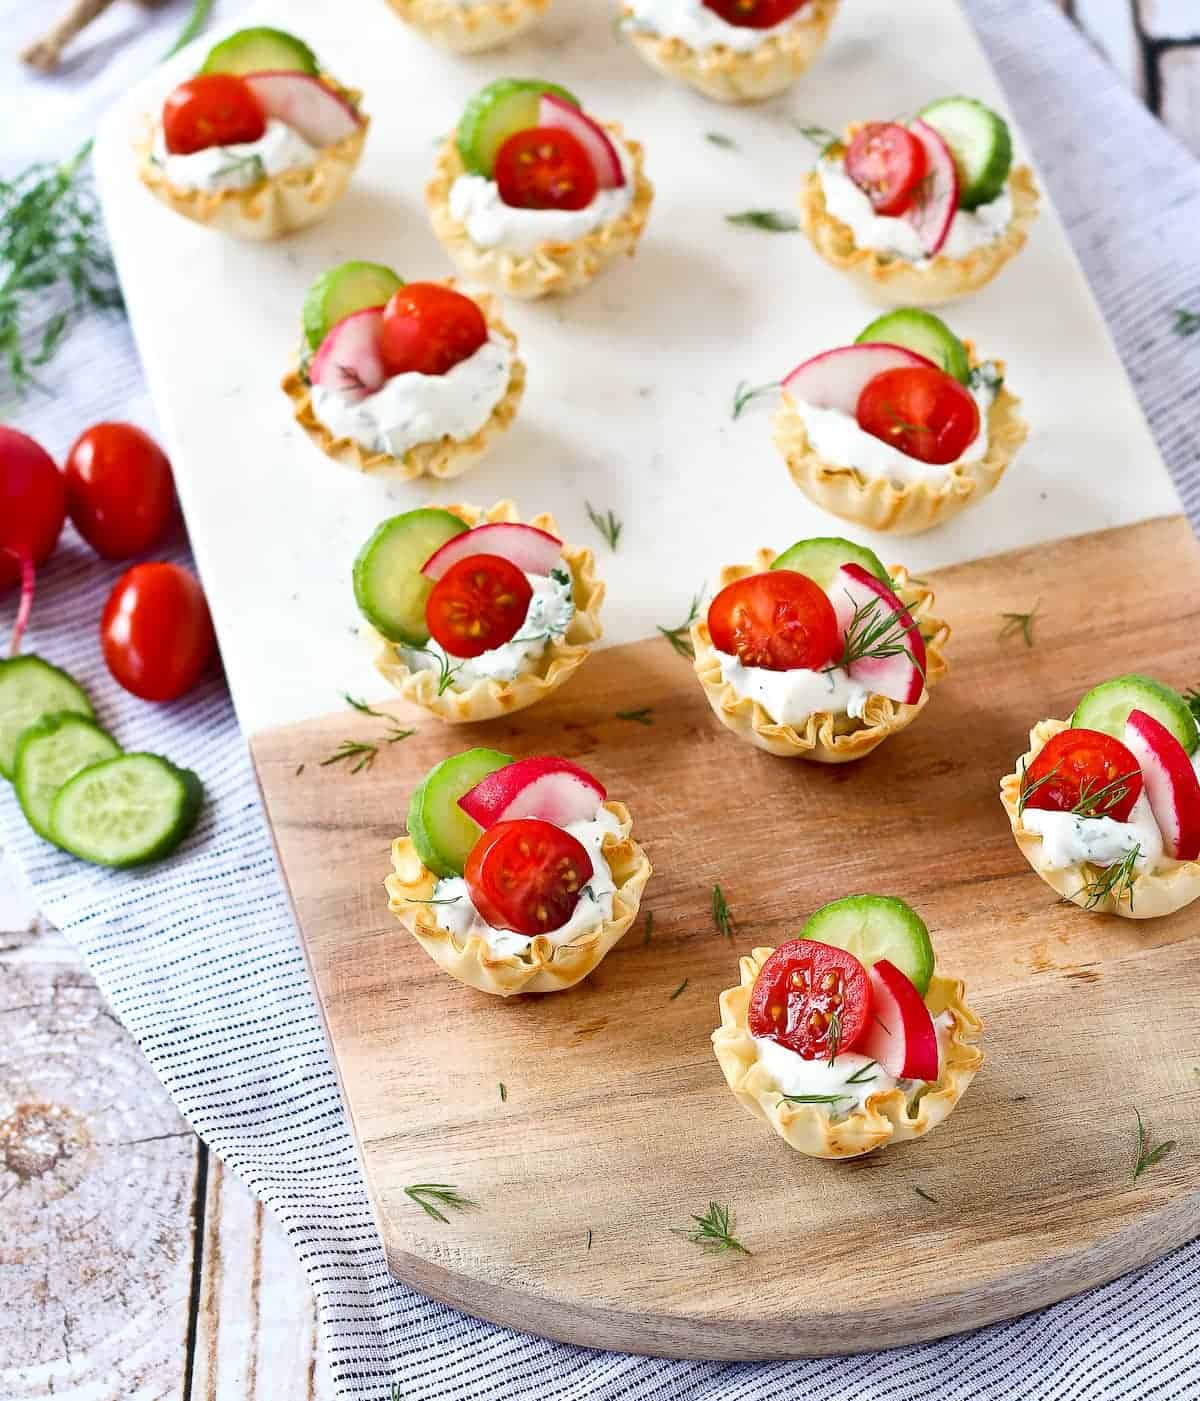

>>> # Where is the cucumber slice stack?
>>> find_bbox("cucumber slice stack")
[0,656,93,780]
[353,508,469,645]
[917,97,1013,211]
[771,536,891,591]
[1073,675,1199,755]
[457,78,581,177]
[15,712,120,841]
[799,894,935,996]
[855,309,971,385]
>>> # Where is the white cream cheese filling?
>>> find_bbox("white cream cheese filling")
[715,651,870,728]
[151,118,316,191]
[622,0,805,52]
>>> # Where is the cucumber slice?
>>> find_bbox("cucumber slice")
[917,97,1012,211]
[457,78,581,177]
[0,656,93,781]
[303,262,404,352]
[771,537,890,591]
[1073,675,1199,755]
[353,509,469,646]
[200,26,319,77]
[50,754,203,869]
[14,712,121,842]
[856,309,970,385]
[799,895,935,997]
[409,749,512,878]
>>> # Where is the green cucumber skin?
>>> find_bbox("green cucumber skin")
[1073,675,1199,755]
[771,537,891,590]
[918,97,1012,211]
[14,712,121,842]
[49,753,203,869]
[456,79,581,177]
[799,894,935,998]
[352,509,469,646]
[0,655,93,781]
[302,263,403,351]
[855,309,971,385]
[408,748,512,877]
[200,26,320,76]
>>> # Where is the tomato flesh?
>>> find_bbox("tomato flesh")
[162,75,265,156]
[65,423,175,561]
[707,570,839,672]
[494,127,598,212]
[748,939,872,1061]
[101,562,216,702]
[856,366,980,465]
[703,0,808,27]
[1021,727,1144,822]
[379,283,489,378]
[465,818,594,936]
[425,553,533,659]
[844,122,927,216]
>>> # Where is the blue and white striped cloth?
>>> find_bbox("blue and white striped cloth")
[3,1,1200,1396]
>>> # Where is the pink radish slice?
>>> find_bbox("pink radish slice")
[902,119,959,257]
[1124,709,1200,861]
[781,343,936,415]
[828,563,926,705]
[422,522,563,581]
[857,960,939,1080]
[309,308,387,402]
[540,93,624,190]
[459,756,606,829]
[243,72,361,147]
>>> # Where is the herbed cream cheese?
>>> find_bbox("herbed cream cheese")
[716,651,870,727]
[151,118,316,191]
[1021,791,1164,872]
[622,0,805,52]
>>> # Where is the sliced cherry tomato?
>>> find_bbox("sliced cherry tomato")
[856,366,980,465]
[703,0,808,26]
[1020,727,1143,822]
[378,283,489,378]
[707,570,839,672]
[162,74,265,157]
[494,127,598,212]
[425,553,532,659]
[748,939,872,1061]
[65,423,175,561]
[465,818,594,936]
[844,122,928,216]
[101,562,216,702]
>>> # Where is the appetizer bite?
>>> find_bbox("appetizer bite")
[427,78,654,299]
[138,26,368,240]
[714,895,982,1159]
[282,263,524,479]
[800,97,1039,305]
[619,0,839,104]
[387,750,651,994]
[691,534,948,760]
[1001,675,1200,919]
[386,0,552,52]
[355,501,603,722]
[773,309,1027,534]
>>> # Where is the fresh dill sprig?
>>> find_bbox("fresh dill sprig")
[844,1061,878,1085]
[830,593,924,677]
[658,591,702,659]
[210,151,266,185]
[295,763,305,777]
[825,1009,843,1067]
[914,1186,940,1204]
[793,121,840,154]
[617,707,654,725]
[1185,686,1200,724]
[712,884,733,938]
[586,1228,593,1250]
[407,646,466,696]
[498,1082,507,1102]
[1173,308,1200,337]
[1067,843,1141,912]
[1071,770,1140,819]
[1132,1108,1177,1182]
[726,209,799,233]
[320,739,382,775]
[585,502,622,551]
[403,1183,477,1224]
[643,911,654,945]
[670,978,689,1001]
[164,0,215,59]
[998,599,1041,648]
[706,131,738,150]
[778,1092,850,1108]
[343,693,387,717]
[732,379,781,420]
[672,1201,751,1255]
[406,895,463,906]
[1016,758,1060,818]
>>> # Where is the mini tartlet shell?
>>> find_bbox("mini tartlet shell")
[426,127,654,300]
[620,0,838,104]
[362,500,604,723]
[281,286,524,480]
[799,158,1041,307]
[135,83,368,242]
[713,946,983,1159]
[774,349,1029,536]
[385,0,551,51]
[1001,717,1200,919]
[386,800,652,995]
[690,549,949,762]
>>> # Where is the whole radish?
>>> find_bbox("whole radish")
[0,427,66,656]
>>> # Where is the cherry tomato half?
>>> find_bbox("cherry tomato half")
[425,553,532,660]
[494,127,599,213]
[162,74,265,156]
[844,122,927,216]
[378,283,489,379]
[703,0,808,28]
[707,569,839,672]
[856,366,980,466]
[101,562,216,702]
[748,939,873,1061]
[465,818,594,936]
[1020,727,1144,822]
[65,423,175,561]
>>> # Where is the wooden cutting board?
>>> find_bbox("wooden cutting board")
[252,515,1200,1359]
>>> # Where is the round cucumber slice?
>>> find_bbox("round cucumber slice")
[200,26,319,76]
[353,509,469,646]
[1073,675,1199,755]
[855,309,970,385]
[303,262,403,352]
[799,895,935,998]
[0,655,93,781]
[457,78,581,177]
[917,97,1012,211]
[14,712,121,842]
[771,537,890,591]
[408,749,512,878]
[50,753,203,869]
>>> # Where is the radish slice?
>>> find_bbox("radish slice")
[781,343,936,415]
[243,72,362,147]
[1124,709,1200,861]
[828,563,926,705]
[902,119,959,257]
[857,960,939,1080]
[459,756,606,829]
[310,308,387,402]
[540,93,624,190]
[422,522,562,581]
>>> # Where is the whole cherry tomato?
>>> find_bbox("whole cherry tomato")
[703,0,808,27]
[748,939,873,1061]
[1020,728,1143,821]
[378,283,489,378]
[162,74,265,156]
[65,422,175,560]
[465,818,594,935]
[856,366,980,465]
[844,122,928,216]
[101,562,215,701]
[707,570,839,672]
[494,127,599,212]
[426,554,532,659]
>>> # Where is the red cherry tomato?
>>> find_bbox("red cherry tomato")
[65,423,175,561]
[0,427,65,654]
[856,366,980,465]
[101,562,216,702]
[748,939,873,1061]
[494,127,599,212]
[162,74,265,156]
[465,818,594,936]
[1020,727,1144,822]
[702,0,808,27]
[425,553,532,659]
[707,570,839,672]
[844,122,928,216]
[378,283,489,379]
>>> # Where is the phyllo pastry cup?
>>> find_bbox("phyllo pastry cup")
[385,0,552,51]
[386,800,651,995]
[363,500,604,722]
[714,946,983,1159]
[690,549,949,762]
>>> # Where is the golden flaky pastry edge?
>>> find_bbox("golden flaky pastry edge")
[384,0,551,51]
